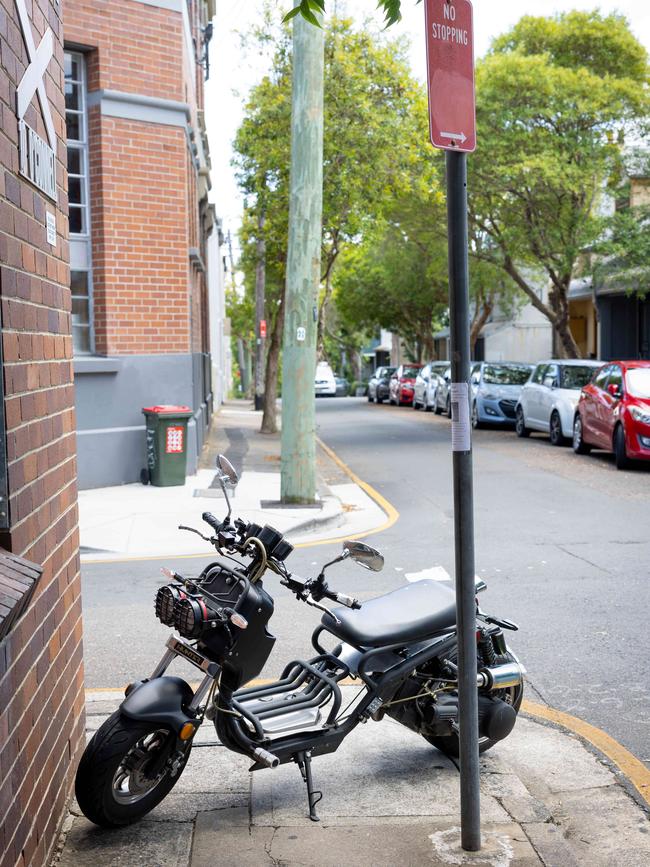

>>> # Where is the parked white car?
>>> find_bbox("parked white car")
[412,361,449,411]
[515,359,603,445]
[314,361,337,397]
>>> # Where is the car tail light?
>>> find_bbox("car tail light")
[155,585,186,625]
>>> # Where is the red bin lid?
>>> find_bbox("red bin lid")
[142,404,191,414]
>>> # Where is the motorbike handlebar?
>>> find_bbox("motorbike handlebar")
[202,512,222,533]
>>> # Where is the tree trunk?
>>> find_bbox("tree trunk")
[254,208,266,410]
[317,246,338,359]
[470,291,493,354]
[261,295,285,434]
[350,349,362,382]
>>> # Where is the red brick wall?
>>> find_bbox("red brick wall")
[65,0,203,356]
[0,0,83,864]
[88,115,190,354]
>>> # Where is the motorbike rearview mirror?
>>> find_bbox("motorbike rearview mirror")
[216,454,239,486]
[342,540,384,572]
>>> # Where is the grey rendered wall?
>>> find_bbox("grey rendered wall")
[74,353,211,488]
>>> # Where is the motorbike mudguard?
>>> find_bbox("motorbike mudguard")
[120,676,196,733]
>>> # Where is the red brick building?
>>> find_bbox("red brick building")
[1,0,84,863]
[65,0,216,487]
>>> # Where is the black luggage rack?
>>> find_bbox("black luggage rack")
[234,653,350,728]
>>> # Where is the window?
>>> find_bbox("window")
[532,364,548,385]
[594,365,611,391]
[65,51,93,354]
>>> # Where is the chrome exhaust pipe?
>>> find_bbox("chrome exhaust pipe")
[477,661,525,691]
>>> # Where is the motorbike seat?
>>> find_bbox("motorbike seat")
[321,579,457,648]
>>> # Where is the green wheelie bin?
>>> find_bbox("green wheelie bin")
[141,404,192,486]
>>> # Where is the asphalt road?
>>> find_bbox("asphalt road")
[81,397,650,766]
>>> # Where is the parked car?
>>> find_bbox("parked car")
[470,362,534,428]
[334,376,350,397]
[367,366,396,403]
[573,360,650,469]
[515,360,603,445]
[433,363,480,417]
[389,364,422,406]
[314,361,336,397]
[412,361,450,411]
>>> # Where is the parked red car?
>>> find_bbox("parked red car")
[389,364,421,406]
[573,360,650,469]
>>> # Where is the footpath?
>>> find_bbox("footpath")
[57,402,650,865]
[77,401,387,561]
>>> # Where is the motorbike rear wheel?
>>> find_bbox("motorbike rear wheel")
[75,711,192,827]
[423,652,524,758]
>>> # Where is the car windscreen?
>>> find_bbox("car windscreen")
[560,365,599,390]
[482,364,532,385]
[402,366,420,378]
[626,368,650,399]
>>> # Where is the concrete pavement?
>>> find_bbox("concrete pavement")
[54,687,650,867]
[78,402,387,561]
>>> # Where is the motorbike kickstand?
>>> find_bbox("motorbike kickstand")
[294,751,322,822]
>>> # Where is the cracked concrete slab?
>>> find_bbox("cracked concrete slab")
[58,817,192,867]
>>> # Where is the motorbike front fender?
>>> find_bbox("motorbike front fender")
[120,676,196,734]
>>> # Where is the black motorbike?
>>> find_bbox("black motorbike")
[75,455,525,827]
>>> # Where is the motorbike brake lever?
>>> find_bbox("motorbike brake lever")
[178,525,212,542]
[305,593,341,625]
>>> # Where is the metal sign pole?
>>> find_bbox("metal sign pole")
[446,148,480,851]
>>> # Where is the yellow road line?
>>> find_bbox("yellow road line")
[290,436,399,549]
[522,699,650,807]
[82,436,399,563]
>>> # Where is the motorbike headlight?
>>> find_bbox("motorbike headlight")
[630,406,650,425]
[155,585,185,626]
[174,597,208,639]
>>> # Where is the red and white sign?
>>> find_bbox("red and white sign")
[260,319,267,339]
[424,0,476,153]
[165,426,184,454]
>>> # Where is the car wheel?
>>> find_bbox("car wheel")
[614,424,632,470]
[549,411,566,446]
[471,402,483,430]
[515,406,530,438]
[377,396,384,404]
[446,396,452,419]
[572,414,591,454]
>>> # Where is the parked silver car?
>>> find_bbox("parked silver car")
[433,363,481,416]
[516,359,603,445]
[412,361,449,411]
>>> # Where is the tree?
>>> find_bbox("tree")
[233,17,426,430]
[286,0,411,28]
[469,11,649,357]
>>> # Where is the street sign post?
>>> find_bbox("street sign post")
[425,0,480,852]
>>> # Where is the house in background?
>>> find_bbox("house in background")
[64,0,227,488]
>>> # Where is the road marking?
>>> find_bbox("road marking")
[405,566,451,582]
[522,700,650,807]
[291,437,399,549]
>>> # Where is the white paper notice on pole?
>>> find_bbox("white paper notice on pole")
[450,382,471,452]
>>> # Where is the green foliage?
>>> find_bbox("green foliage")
[470,10,650,356]
[284,0,415,28]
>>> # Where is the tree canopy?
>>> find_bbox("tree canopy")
[469,11,649,356]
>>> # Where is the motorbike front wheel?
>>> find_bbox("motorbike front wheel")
[424,652,524,758]
[75,711,192,827]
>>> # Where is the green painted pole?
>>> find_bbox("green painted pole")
[280,12,324,504]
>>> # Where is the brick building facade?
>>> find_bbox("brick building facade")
[65,0,217,488]
[0,0,84,864]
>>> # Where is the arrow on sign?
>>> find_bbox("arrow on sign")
[440,131,467,143]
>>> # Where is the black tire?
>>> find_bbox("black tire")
[446,396,452,419]
[614,424,632,470]
[572,414,591,454]
[367,393,374,403]
[424,651,524,758]
[515,406,530,438]
[471,402,483,430]
[75,711,192,828]
[376,396,384,404]
[549,411,566,447]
